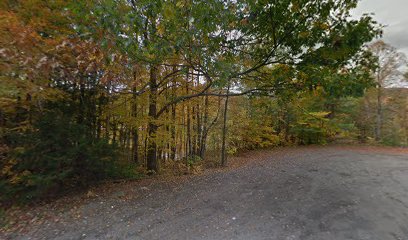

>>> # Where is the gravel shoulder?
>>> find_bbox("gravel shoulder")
[2,145,408,240]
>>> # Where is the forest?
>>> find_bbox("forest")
[1,0,407,206]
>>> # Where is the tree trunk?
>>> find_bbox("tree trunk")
[221,85,230,167]
[284,108,290,142]
[132,86,139,164]
[187,107,192,159]
[171,103,177,160]
[191,105,196,156]
[147,65,159,173]
[170,66,177,160]
[361,96,370,143]
[186,70,192,162]
[201,95,222,159]
[199,95,208,159]
[375,86,383,141]
[195,73,201,156]
[78,78,85,124]
[112,120,117,144]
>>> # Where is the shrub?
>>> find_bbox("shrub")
[0,111,123,204]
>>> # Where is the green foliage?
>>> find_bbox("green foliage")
[187,155,202,167]
[219,97,281,154]
[0,106,130,204]
[291,111,331,145]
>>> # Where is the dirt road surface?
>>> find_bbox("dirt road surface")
[3,146,408,240]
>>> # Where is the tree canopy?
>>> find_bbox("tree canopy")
[1,0,395,204]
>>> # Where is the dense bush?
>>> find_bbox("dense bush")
[0,109,129,204]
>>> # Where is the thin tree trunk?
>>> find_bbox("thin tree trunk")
[191,104,196,156]
[186,70,192,162]
[196,103,201,156]
[125,128,131,160]
[201,95,222,159]
[105,81,111,139]
[221,85,230,167]
[132,86,139,164]
[165,80,171,162]
[375,85,383,141]
[144,131,148,167]
[195,73,201,156]
[170,66,177,160]
[199,95,209,159]
[78,78,85,124]
[171,103,177,160]
[105,115,110,140]
[362,96,370,142]
[112,120,117,145]
[187,105,192,160]
[96,96,102,140]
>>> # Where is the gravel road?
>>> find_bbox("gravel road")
[5,146,408,240]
